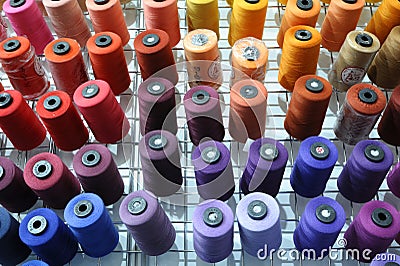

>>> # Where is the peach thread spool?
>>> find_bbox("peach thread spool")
[183,29,222,89]
[278,26,321,92]
[186,0,220,39]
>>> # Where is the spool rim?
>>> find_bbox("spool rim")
[259,143,279,161]
[94,0,110,5]
[371,208,392,228]
[295,30,312,41]
[74,200,93,218]
[27,215,47,235]
[240,85,258,99]
[52,41,71,55]
[0,93,13,109]
[305,78,324,93]
[247,200,268,220]
[43,95,62,111]
[148,134,167,150]
[315,204,336,224]
[296,0,313,10]
[243,46,260,61]
[142,34,160,47]
[9,0,25,8]
[192,90,210,105]
[95,35,113,48]
[82,84,100,98]
[81,150,102,167]
[358,88,377,104]
[364,144,384,162]
[191,34,209,46]
[355,33,373,47]
[201,146,221,164]
[0,166,4,181]
[203,207,223,227]
[128,197,147,215]
[32,160,53,180]
[310,142,330,160]
[3,39,21,52]
[147,82,166,95]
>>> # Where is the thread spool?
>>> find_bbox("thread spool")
[119,190,176,256]
[368,26,400,89]
[278,26,321,91]
[320,0,364,52]
[0,157,37,213]
[143,0,180,47]
[186,0,220,39]
[230,37,268,86]
[378,85,400,146]
[371,253,400,265]
[193,199,234,263]
[387,161,400,198]
[328,31,380,92]
[22,260,49,266]
[277,0,320,48]
[134,29,178,85]
[74,80,130,144]
[344,200,400,263]
[37,91,89,151]
[192,140,235,201]
[3,0,54,54]
[23,153,81,209]
[73,144,124,205]
[139,130,182,197]
[19,208,78,265]
[0,90,46,150]
[86,0,130,46]
[87,32,131,95]
[43,0,91,47]
[44,38,89,97]
[184,85,224,146]
[228,0,268,46]
[284,75,332,140]
[229,79,268,143]
[183,29,222,89]
[333,83,385,145]
[240,138,288,197]
[337,140,393,203]
[138,77,178,135]
[237,192,282,257]
[0,37,49,100]
[64,193,119,258]
[290,136,338,198]
[293,197,346,258]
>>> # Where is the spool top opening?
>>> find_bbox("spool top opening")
[3,39,21,52]
[192,90,210,105]
[297,0,313,10]
[94,0,109,5]
[33,160,52,180]
[240,85,258,99]
[0,166,4,181]
[243,46,260,61]
[358,88,377,104]
[355,33,373,47]
[244,0,260,3]
[315,204,336,224]
[95,35,112,48]
[0,93,13,109]
[82,84,100,98]
[295,30,312,41]
[148,134,167,150]
[201,146,221,164]
[364,144,384,162]
[371,208,392,228]
[247,200,268,220]
[142,34,160,47]
[305,78,323,93]
[44,95,62,111]
[128,197,147,215]
[82,150,101,167]
[310,142,330,160]
[52,41,71,55]
[191,34,209,46]
[74,200,93,218]
[10,0,25,7]
[147,82,166,95]
[342,0,357,4]
[27,215,47,235]
[259,143,279,161]
[203,207,223,227]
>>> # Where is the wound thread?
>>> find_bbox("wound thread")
[377,85,400,146]
[186,0,220,39]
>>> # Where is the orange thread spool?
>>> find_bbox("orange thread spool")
[277,0,320,48]
[320,0,365,52]
[44,38,89,97]
[87,32,131,95]
[229,79,268,143]
[284,75,332,140]
[86,0,130,46]
[278,26,321,91]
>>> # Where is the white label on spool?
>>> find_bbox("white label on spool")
[341,67,365,86]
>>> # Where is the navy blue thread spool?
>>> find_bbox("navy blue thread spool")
[64,193,119,258]
[290,136,338,198]
[19,208,78,265]
[22,260,49,266]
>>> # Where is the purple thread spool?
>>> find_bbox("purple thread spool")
[22,260,49,266]
[290,136,338,198]
[183,85,224,146]
[0,156,37,212]
[119,190,176,256]
[240,138,288,197]
[73,144,124,206]
[344,200,400,263]
[387,161,400,198]
[236,192,282,257]
[370,253,400,265]
[138,77,178,136]
[192,140,234,201]
[193,199,234,263]
[337,140,393,203]
[139,130,182,197]
[293,196,345,258]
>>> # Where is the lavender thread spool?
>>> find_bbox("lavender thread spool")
[370,253,400,265]
[240,138,288,197]
[236,192,282,257]
[386,161,400,198]
[338,140,393,203]
[139,130,182,197]
[184,85,224,146]
[73,144,124,205]
[193,199,234,263]
[22,260,49,266]
[344,200,400,263]
[192,140,235,201]
[293,196,346,258]
[290,136,338,198]
[119,190,176,256]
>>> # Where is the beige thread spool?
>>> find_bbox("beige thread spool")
[328,31,380,92]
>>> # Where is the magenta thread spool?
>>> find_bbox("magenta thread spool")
[387,161,400,198]
[344,200,400,263]
[192,140,235,201]
[119,190,176,256]
[236,192,282,257]
[73,144,124,206]
[370,253,400,265]
[23,152,81,209]
[139,130,182,197]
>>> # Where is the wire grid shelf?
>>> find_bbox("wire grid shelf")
[0,0,399,265]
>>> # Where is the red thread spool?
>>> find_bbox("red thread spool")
[0,36,49,100]
[44,38,89,97]
[378,85,400,146]
[23,152,81,209]
[0,90,46,150]
[87,32,131,95]
[74,80,130,144]
[37,90,89,151]
[134,29,178,85]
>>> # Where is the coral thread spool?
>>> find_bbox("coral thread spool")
[186,0,220,39]
[386,161,400,198]
[377,85,400,146]
[87,32,131,95]
[44,38,89,97]
[0,90,46,151]
[0,37,49,100]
